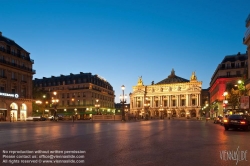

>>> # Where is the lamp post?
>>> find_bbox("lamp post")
[159,104,164,119]
[237,80,248,114]
[144,97,150,120]
[120,85,127,121]
[35,100,42,116]
[238,80,246,95]
[223,91,228,116]
[52,91,59,121]
[95,99,100,115]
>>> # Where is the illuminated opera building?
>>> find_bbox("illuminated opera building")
[33,72,115,119]
[129,69,202,118]
[0,32,35,121]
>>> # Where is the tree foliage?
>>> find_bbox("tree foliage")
[225,82,240,110]
[32,86,51,114]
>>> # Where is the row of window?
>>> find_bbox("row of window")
[0,68,28,81]
[133,99,197,108]
[221,61,247,69]
[35,78,112,90]
[58,92,113,102]
[226,71,242,77]
[0,55,31,69]
[0,44,28,58]
[0,84,27,97]
[41,85,114,96]
[59,100,114,108]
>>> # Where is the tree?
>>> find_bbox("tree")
[32,86,51,116]
[225,82,241,111]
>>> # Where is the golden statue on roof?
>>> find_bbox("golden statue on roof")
[190,71,197,81]
[137,76,144,86]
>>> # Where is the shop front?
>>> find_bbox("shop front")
[0,92,32,121]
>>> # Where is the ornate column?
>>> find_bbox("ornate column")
[198,94,200,106]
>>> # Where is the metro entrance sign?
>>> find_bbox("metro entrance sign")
[0,92,19,98]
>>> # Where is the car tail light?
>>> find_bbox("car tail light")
[224,119,228,123]
[240,121,246,124]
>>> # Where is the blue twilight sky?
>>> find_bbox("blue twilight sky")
[0,0,249,103]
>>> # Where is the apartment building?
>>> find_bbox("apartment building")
[0,32,35,121]
[33,72,115,119]
[209,52,248,117]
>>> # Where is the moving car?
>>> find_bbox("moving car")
[220,115,229,126]
[214,116,223,124]
[224,115,250,131]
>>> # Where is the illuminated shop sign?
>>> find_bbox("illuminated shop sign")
[0,93,19,98]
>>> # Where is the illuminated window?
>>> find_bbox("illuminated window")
[192,99,196,106]
[0,69,5,77]
[172,100,176,106]
[181,99,185,106]
[164,100,168,106]
[155,101,159,107]
[0,85,4,92]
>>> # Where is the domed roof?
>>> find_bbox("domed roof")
[156,69,189,85]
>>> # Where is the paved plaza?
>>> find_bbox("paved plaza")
[1,119,250,166]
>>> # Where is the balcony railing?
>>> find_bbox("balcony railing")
[0,59,35,74]
[0,47,34,63]
[0,75,7,79]
[246,14,250,26]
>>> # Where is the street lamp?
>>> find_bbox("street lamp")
[120,85,127,121]
[144,97,150,120]
[159,104,164,119]
[35,100,42,116]
[237,80,248,114]
[52,91,59,120]
[223,91,228,115]
[95,99,100,115]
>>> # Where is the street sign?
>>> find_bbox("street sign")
[240,96,250,109]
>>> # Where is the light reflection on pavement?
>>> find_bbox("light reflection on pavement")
[0,120,250,166]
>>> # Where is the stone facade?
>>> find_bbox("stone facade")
[0,32,35,121]
[244,14,250,93]
[33,72,115,119]
[129,69,202,118]
[209,53,248,117]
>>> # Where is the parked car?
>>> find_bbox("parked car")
[26,116,43,121]
[33,117,41,121]
[48,115,63,121]
[40,116,47,121]
[224,114,250,131]
[214,116,223,124]
[48,116,54,121]
[57,115,64,120]
[26,116,35,121]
